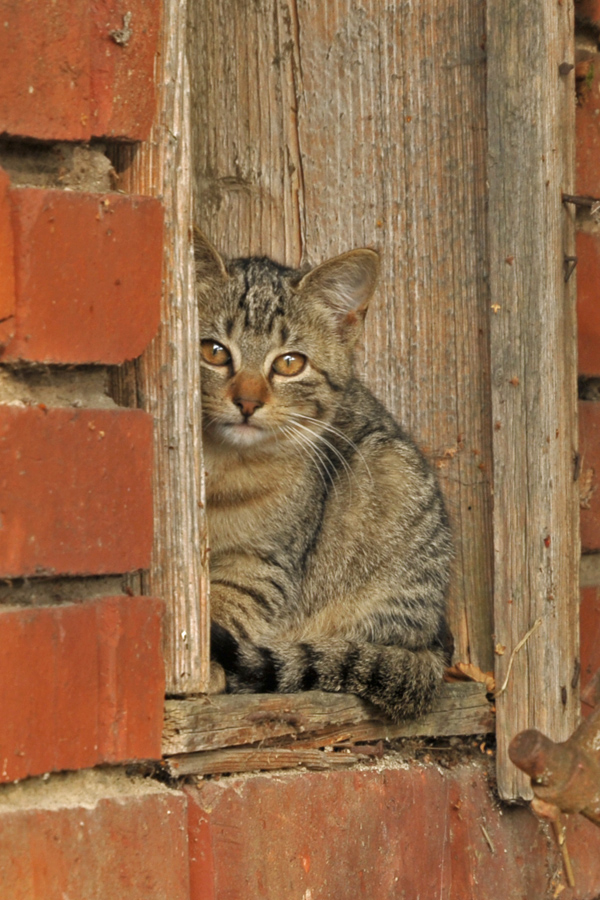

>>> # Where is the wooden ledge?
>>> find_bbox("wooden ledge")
[163,682,494,777]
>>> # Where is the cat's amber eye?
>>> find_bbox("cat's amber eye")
[201,340,231,367]
[271,352,307,377]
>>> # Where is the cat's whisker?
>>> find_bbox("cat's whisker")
[283,425,338,496]
[288,418,358,490]
[290,413,374,484]
[280,425,330,493]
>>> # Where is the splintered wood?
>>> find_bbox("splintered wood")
[487,0,579,800]
[110,0,210,693]
[163,683,494,776]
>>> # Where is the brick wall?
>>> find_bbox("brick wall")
[0,2,190,895]
[2,3,600,899]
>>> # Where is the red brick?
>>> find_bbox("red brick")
[1,188,163,365]
[0,406,153,577]
[577,231,600,377]
[90,0,159,140]
[186,763,600,900]
[0,170,15,348]
[576,0,600,27]
[581,587,600,716]
[577,53,600,197]
[0,773,189,900]
[0,1,158,141]
[0,596,164,782]
[580,400,600,551]
[0,0,92,141]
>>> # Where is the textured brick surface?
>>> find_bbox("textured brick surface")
[2,188,163,365]
[186,763,600,900]
[0,773,189,900]
[0,0,91,141]
[0,596,164,782]
[580,401,600,551]
[0,0,158,141]
[576,53,600,197]
[0,169,15,347]
[90,0,159,139]
[581,587,600,715]
[0,406,153,577]
[577,231,600,377]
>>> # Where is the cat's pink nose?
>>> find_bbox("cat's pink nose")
[234,397,263,418]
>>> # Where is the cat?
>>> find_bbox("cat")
[195,230,453,721]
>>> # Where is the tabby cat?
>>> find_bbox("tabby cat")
[196,231,452,721]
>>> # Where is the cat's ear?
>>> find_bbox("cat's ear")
[194,227,228,283]
[297,249,379,340]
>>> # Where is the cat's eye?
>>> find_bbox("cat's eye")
[201,340,231,367]
[271,352,307,377]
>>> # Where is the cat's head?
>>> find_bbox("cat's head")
[195,230,379,451]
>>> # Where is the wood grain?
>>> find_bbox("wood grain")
[163,683,493,756]
[190,0,494,672]
[166,746,362,777]
[487,0,579,799]
[109,0,210,693]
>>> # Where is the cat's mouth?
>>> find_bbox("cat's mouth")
[218,420,269,447]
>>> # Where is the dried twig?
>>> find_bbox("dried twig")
[552,815,575,888]
[495,617,543,698]
[480,822,495,854]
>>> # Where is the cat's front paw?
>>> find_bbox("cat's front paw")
[208,661,227,694]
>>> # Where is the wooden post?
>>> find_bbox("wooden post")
[487,0,579,799]
[190,0,494,674]
[111,0,210,694]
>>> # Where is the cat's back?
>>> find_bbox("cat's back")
[299,376,452,636]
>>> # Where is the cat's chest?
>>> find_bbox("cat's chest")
[203,445,305,555]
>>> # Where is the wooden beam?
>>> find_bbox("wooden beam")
[109,0,210,693]
[163,683,494,758]
[487,0,579,799]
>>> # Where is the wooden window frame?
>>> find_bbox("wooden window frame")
[116,0,578,800]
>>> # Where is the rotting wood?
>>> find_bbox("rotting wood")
[162,683,493,757]
[108,0,209,693]
[487,0,579,800]
[190,0,494,674]
[166,746,363,778]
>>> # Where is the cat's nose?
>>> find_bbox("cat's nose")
[234,397,263,418]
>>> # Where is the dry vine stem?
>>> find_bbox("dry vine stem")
[495,617,543,698]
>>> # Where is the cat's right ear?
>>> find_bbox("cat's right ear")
[194,227,228,283]
[296,248,380,344]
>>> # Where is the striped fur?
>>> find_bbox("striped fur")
[196,232,453,721]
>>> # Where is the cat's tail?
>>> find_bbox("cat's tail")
[211,623,445,721]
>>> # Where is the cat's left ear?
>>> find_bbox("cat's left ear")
[194,227,229,284]
[296,249,380,341]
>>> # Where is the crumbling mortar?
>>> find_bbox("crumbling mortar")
[0,140,116,193]
[0,366,118,409]
[0,576,129,607]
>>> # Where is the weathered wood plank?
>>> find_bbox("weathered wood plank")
[166,747,362,778]
[109,0,210,693]
[162,683,493,756]
[190,0,493,672]
[487,0,579,799]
